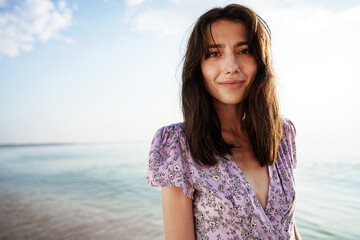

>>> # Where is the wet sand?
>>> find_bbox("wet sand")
[0,191,164,240]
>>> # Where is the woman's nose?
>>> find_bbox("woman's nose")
[223,53,239,74]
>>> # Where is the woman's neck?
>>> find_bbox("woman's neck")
[213,101,246,139]
[213,101,251,149]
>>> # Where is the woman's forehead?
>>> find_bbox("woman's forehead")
[204,19,248,44]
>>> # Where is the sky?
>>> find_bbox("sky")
[0,0,359,155]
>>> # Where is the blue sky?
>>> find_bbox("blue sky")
[0,0,359,155]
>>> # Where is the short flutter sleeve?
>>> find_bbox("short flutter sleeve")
[282,118,297,169]
[146,123,195,199]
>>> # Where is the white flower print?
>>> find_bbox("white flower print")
[213,175,220,181]
[173,164,180,171]
[217,203,225,212]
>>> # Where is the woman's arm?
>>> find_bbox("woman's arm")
[162,186,195,240]
[294,221,302,240]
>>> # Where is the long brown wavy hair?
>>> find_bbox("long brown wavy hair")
[182,4,282,167]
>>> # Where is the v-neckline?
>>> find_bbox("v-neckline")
[225,153,272,213]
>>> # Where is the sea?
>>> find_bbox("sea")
[0,140,359,239]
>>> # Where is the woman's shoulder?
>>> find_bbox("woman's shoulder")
[277,117,297,169]
[154,122,185,136]
[281,117,296,137]
[147,122,195,199]
[150,122,186,149]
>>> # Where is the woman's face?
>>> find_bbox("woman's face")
[200,19,258,107]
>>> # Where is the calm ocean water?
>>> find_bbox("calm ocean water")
[0,141,359,239]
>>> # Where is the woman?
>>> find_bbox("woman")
[147,4,301,240]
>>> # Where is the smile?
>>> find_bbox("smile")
[219,80,246,89]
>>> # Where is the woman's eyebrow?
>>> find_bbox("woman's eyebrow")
[208,41,248,48]
[236,41,248,47]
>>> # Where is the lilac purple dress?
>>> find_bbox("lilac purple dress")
[146,119,297,240]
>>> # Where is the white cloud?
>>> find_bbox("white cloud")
[130,9,190,36]
[126,0,147,7]
[58,0,67,10]
[0,0,74,57]
[125,0,220,37]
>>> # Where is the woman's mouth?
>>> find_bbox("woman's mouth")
[219,80,246,88]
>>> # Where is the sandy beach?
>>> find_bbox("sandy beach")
[0,190,164,240]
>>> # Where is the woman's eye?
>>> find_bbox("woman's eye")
[208,51,220,58]
[238,48,250,55]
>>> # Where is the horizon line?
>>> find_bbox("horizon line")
[0,140,150,148]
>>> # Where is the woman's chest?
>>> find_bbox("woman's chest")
[230,148,270,210]
[191,157,296,226]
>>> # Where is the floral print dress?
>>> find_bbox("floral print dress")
[146,119,297,240]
